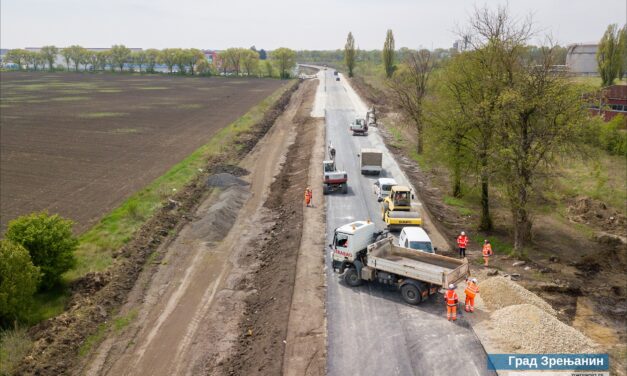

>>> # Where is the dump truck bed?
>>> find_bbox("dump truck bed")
[366,237,469,286]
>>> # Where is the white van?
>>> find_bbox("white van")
[398,227,437,254]
[373,177,397,202]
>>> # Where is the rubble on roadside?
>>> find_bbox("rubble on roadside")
[479,276,556,315]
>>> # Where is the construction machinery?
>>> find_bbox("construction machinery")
[331,230,469,305]
[381,185,421,230]
[323,160,348,195]
[358,148,382,175]
[349,118,368,136]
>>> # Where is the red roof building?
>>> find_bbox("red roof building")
[588,85,627,122]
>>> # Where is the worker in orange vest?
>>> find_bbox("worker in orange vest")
[457,231,468,258]
[482,239,493,267]
[304,187,313,207]
[444,284,459,321]
[464,277,480,312]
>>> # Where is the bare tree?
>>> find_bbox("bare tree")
[387,50,432,154]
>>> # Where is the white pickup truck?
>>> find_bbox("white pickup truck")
[331,225,469,305]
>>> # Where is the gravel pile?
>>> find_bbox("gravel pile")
[206,173,249,188]
[490,304,598,353]
[479,276,556,315]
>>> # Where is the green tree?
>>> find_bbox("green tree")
[40,45,58,71]
[159,48,178,73]
[60,47,72,70]
[186,48,205,75]
[144,49,160,73]
[5,49,28,70]
[0,240,40,325]
[382,29,395,78]
[345,32,356,77]
[97,50,111,71]
[271,47,296,79]
[132,50,147,72]
[597,24,622,86]
[174,48,187,74]
[242,49,260,76]
[66,45,87,72]
[264,59,274,77]
[110,44,131,72]
[388,50,432,154]
[87,51,99,71]
[493,45,585,250]
[5,212,78,290]
[618,26,627,80]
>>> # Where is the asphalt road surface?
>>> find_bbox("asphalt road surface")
[319,69,495,376]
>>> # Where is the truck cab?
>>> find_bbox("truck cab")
[398,227,437,254]
[331,220,382,269]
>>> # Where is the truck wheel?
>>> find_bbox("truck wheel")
[342,184,348,194]
[401,284,421,305]
[323,185,328,195]
[344,268,362,287]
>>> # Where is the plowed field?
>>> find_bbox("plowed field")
[0,72,285,231]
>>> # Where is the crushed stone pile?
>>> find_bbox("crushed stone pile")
[206,173,249,188]
[490,304,598,354]
[479,276,556,316]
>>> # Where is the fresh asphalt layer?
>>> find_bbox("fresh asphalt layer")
[318,69,495,376]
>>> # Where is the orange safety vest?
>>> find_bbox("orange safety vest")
[444,290,458,307]
[457,235,468,248]
[464,281,479,298]
[482,244,492,257]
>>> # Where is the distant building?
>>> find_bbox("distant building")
[587,85,627,121]
[566,44,598,76]
[453,37,470,53]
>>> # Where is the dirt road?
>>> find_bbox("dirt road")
[81,80,319,376]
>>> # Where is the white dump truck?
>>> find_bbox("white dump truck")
[331,227,469,305]
[358,148,382,175]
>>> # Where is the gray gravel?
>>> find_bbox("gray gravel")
[206,173,248,188]
[480,276,557,316]
[490,304,598,353]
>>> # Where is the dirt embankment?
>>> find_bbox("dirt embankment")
[15,80,301,376]
[215,82,321,376]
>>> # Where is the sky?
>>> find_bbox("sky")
[1,0,626,50]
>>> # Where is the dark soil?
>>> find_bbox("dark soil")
[14,80,301,376]
[0,72,285,232]
[217,83,317,376]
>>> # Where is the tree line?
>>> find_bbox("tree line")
[341,7,625,253]
[3,45,296,78]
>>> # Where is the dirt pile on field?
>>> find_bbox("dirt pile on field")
[568,196,627,237]
[189,186,250,242]
[489,304,598,353]
[479,276,556,315]
[206,173,249,188]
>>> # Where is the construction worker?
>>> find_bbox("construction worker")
[464,277,480,312]
[457,231,468,258]
[444,284,459,321]
[304,187,313,207]
[482,239,493,267]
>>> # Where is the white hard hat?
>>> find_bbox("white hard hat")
[448,284,455,290]
[461,231,466,235]
[471,278,478,283]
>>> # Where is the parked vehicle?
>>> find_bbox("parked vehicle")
[349,118,368,136]
[381,186,421,230]
[373,177,397,202]
[323,160,348,195]
[358,148,382,175]
[398,227,436,254]
[331,235,469,305]
[334,70,338,76]
[336,77,340,81]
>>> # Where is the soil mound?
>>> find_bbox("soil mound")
[479,276,556,315]
[568,196,626,236]
[206,173,248,188]
[490,304,598,353]
[189,186,250,242]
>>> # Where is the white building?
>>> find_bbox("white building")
[566,44,598,76]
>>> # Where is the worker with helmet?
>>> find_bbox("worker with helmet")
[457,231,469,258]
[482,239,493,267]
[464,277,480,312]
[304,187,313,207]
[444,284,459,321]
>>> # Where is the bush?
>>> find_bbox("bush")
[0,240,40,325]
[582,115,627,156]
[5,212,78,290]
